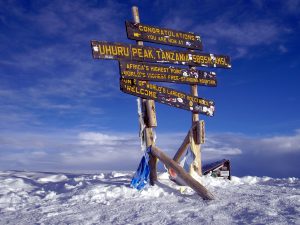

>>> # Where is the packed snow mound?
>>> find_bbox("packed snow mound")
[0,171,299,225]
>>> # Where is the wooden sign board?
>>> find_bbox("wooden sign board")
[120,79,215,116]
[119,61,217,87]
[91,41,231,68]
[125,21,203,50]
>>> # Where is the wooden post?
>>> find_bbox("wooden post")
[151,146,214,200]
[132,6,158,185]
[190,67,202,176]
[145,100,157,127]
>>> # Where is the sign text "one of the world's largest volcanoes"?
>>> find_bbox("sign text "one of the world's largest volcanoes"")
[91,41,231,68]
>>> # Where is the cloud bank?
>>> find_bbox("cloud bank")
[1,129,299,177]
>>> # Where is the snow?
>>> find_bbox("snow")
[37,174,68,184]
[0,171,299,224]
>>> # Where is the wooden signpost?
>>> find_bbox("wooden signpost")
[119,61,217,86]
[120,78,215,116]
[125,21,203,50]
[90,6,231,200]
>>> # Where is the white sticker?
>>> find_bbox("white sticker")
[220,171,229,177]
[177,98,183,103]
[93,46,99,52]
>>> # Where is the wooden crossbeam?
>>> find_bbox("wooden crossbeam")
[151,146,214,200]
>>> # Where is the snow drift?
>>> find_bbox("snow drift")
[0,171,299,224]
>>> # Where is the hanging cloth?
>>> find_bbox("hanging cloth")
[182,146,196,172]
[137,98,146,152]
[130,147,151,190]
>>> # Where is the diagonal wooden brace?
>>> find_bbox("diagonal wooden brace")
[173,122,198,162]
[151,146,214,200]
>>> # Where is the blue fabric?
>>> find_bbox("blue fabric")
[183,147,196,172]
[130,147,151,190]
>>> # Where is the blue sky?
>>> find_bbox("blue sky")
[0,0,300,177]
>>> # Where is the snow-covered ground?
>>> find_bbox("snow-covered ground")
[0,170,299,225]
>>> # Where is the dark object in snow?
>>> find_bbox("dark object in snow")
[202,159,231,180]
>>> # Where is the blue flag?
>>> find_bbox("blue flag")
[130,148,151,190]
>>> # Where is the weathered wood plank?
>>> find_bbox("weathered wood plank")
[151,146,214,200]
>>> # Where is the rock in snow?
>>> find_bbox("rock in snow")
[0,171,299,224]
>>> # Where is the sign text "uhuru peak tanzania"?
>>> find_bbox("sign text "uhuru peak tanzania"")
[91,41,231,68]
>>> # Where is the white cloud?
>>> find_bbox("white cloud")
[0,129,300,174]
[202,146,242,160]
[209,130,300,155]
[259,131,300,153]
[78,132,126,145]
[0,130,141,171]
[201,137,242,160]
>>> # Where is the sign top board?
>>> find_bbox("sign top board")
[91,41,231,69]
[126,21,203,50]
